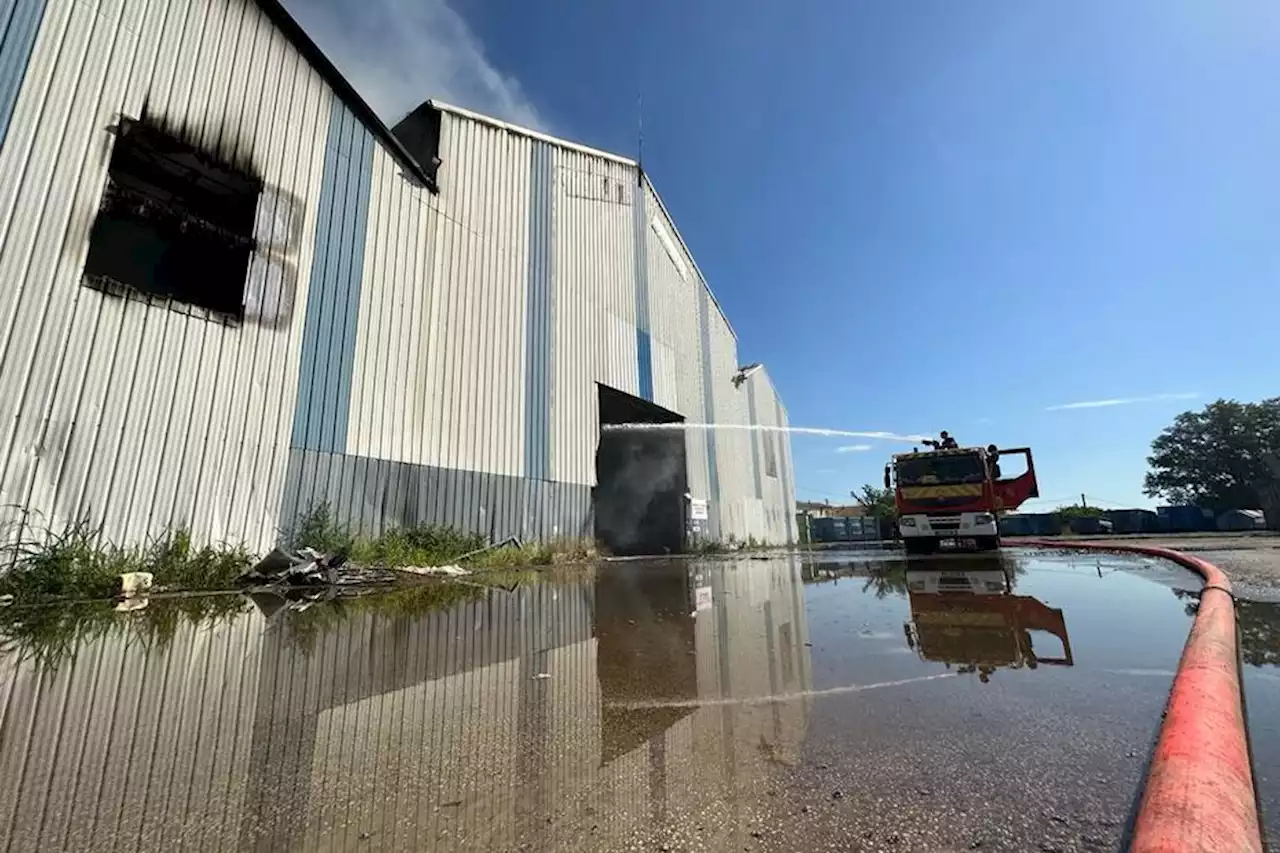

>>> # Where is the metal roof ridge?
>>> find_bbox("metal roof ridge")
[428,100,638,168]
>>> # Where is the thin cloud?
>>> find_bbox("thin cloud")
[280,0,544,129]
[1045,392,1199,412]
[836,444,873,453]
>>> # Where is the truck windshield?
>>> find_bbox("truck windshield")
[896,454,986,485]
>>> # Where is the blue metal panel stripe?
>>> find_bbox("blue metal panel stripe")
[290,100,344,449]
[332,121,374,452]
[317,106,361,451]
[747,380,763,499]
[636,329,653,402]
[524,141,553,481]
[698,287,720,504]
[291,94,374,453]
[633,182,652,399]
[0,0,48,152]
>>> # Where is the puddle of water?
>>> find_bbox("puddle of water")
[0,549,1271,852]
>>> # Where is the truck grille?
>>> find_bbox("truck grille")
[929,516,962,532]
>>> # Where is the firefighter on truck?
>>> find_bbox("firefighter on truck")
[883,436,1039,555]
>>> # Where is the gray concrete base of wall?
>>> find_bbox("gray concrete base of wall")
[279,449,593,544]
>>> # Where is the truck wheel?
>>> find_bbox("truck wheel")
[974,536,1000,552]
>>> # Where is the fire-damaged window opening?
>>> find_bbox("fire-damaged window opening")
[764,431,779,478]
[82,116,262,322]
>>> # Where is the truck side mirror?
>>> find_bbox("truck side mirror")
[884,467,891,489]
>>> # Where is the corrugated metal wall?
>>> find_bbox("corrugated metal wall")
[0,558,812,852]
[0,0,796,552]
[0,608,267,853]
[0,0,332,553]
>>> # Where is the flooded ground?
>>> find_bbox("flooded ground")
[0,548,1275,852]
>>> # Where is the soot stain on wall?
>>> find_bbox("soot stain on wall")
[75,104,305,330]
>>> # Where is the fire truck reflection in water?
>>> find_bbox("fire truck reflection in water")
[903,564,1073,683]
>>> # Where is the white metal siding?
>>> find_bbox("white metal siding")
[347,114,529,478]
[426,115,530,476]
[551,148,637,486]
[640,180,710,503]
[747,369,796,543]
[0,0,796,550]
[0,0,330,552]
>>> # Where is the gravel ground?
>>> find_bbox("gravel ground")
[1028,532,1280,595]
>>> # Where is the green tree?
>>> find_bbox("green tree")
[1054,504,1104,520]
[1144,398,1280,510]
[854,484,897,519]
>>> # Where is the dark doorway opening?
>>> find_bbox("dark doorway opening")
[594,563,697,764]
[594,384,688,556]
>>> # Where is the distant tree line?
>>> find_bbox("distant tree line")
[1144,398,1280,526]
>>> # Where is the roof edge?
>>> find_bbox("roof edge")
[431,100,739,343]
[641,173,738,341]
[429,100,637,169]
[252,0,438,193]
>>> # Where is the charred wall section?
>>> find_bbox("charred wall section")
[594,384,688,556]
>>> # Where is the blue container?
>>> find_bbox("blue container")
[1069,516,1113,535]
[999,515,1032,536]
[1020,512,1062,536]
[810,517,837,542]
[1104,509,1160,534]
[1158,506,1216,533]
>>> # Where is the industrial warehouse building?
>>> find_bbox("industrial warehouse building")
[0,0,796,554]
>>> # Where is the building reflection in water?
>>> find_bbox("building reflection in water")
[901,555,1074,682]
[0,556,812,853]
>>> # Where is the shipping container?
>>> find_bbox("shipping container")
[1103,509,1161,534]
[1069,516,1114,535]
[1157,506,1217,533]
[1217,509,1266,532]
[999,515,1033,537]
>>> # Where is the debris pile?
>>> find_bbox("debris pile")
[236,547,398,589]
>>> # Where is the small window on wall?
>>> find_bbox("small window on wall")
[764,431,779,478]
[82,116,262,321]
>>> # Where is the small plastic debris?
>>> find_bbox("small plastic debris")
[533,672,552,680]
[119,571,154,597]
[115,597,149,612]
[0,594,14,607]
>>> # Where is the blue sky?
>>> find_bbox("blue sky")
[288,0,1280,511]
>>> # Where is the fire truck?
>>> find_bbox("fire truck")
[883,445,1039,555]
[902,565,1073,681]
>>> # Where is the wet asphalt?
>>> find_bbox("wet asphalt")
[0,546,1276,852]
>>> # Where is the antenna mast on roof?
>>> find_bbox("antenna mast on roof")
[636,91,644,181]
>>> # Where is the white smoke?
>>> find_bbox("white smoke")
[280,0,545,129]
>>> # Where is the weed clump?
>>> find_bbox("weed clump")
[0,523,252,605]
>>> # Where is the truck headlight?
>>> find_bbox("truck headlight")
[900,517,916,527]
[974,513,994,525]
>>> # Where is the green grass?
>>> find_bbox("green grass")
[0,523,252,605]
[288,503,597,570]
[0,504,595,606]
[0,595,250,670]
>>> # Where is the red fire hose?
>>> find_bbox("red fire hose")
[1025,540,1262,853]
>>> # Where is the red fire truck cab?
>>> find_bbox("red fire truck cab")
[884,446,1039,555]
